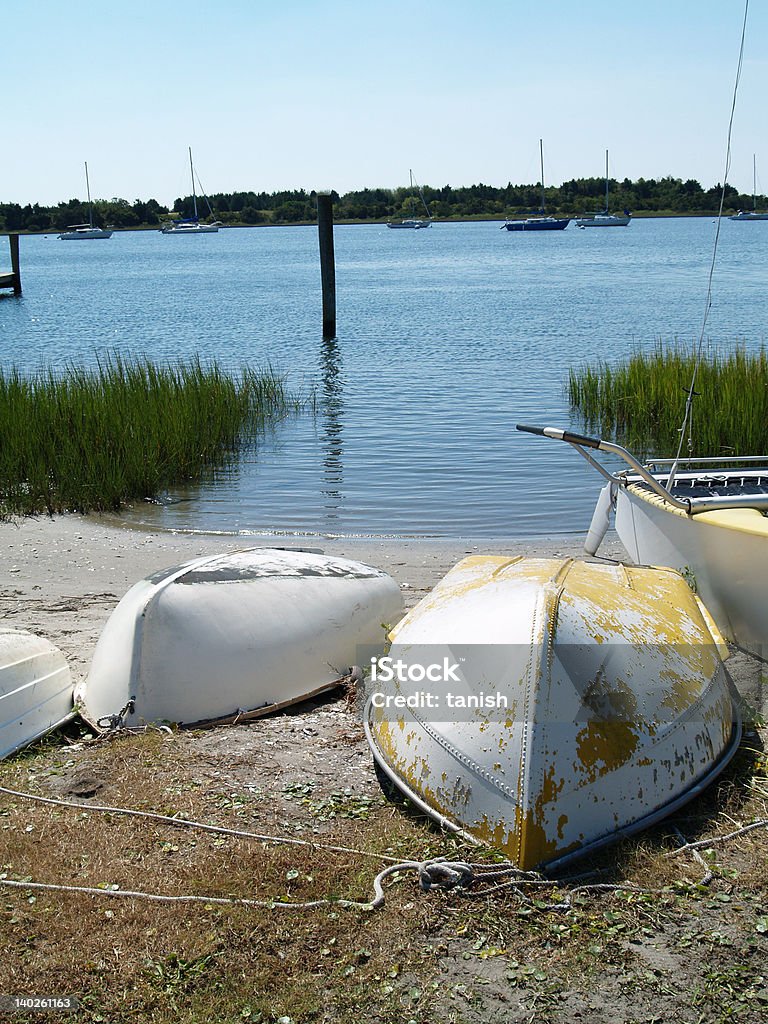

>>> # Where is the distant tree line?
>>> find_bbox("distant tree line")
[0,176,760,232]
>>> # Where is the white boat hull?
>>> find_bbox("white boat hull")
[78,548,403,728]
[59,228,113,239]
[574,214,631,227]
[730,210,768,221]
[366,556,739,870]
[615,484,768,654]
[386,220,431,229]
[160,223,220,234]
[0,629,74,759]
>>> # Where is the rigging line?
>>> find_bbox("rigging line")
[668,0,750,487]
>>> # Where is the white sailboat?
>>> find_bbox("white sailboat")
[729,154,768,220]
[573,150,631,228]
[387,170,433,228]
[160,148,222,234]
[58,162,113,240]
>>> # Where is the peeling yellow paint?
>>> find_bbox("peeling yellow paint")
[575,720,640,781]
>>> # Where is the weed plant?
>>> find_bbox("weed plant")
[0,354,298,516]
[568,342,768,458]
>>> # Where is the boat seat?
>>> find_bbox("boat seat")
[695,506,768,536]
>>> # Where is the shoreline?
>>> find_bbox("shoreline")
[1,513,625,679]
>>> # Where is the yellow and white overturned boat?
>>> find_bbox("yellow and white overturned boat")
[78,548,402,730]
[365,556,740,871]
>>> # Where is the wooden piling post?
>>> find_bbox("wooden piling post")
[9,234,21,295]
[317,192,336,339]
[0,234,22,295]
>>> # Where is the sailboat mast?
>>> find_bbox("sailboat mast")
[605,150,609,211]
[753,153,757,212]
[410,168,431,220]
[539,139,545,211]
[189,147,199,220]
[84,161,94,229]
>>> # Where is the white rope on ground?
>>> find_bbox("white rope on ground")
[2,785,766,912]
[0,784,402,865]
[0,859,477,912]
[665,818,768,857]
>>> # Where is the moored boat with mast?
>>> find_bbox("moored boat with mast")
[387,169,433,228]
[503,140,570,231]
[160,148,221,234]
[59,162,113,240]
[573,150,631,227]
[730,153,768,220]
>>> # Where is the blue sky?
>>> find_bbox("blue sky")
[4,0,766,206]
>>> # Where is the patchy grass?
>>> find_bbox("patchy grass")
[0,707,766,1024]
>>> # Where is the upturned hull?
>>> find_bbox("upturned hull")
[366,556,740,871]
[0,629,74,759]
[78,548,402,729]
[615,484,768,654]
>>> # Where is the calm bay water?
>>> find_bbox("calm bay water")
[2,218,767,539]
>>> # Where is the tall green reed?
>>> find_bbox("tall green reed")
[0,355,300,517]
[568,342,768,458]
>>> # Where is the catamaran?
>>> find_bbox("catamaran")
[516,423,768,656]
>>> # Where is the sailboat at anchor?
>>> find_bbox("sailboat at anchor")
[503,139,570,231]
[160,148,222,234]
[58,162,113,240]
[573,150,631,227]
[730,154,768,220]
[387,169,433,228]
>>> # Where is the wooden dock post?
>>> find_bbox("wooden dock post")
[317,192,336,339]
[0,234,22,295]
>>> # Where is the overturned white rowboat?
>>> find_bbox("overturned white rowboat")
[365,555,740,871]
[0,628,75,760]
[77,548,402,730]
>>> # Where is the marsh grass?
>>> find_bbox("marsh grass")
[568,343,768,458]
[0,355,299,517]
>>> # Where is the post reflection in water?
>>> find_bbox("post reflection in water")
[320,335,344,524]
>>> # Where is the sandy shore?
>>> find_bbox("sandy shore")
[3,514,763,716]
[1,513,627,681]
